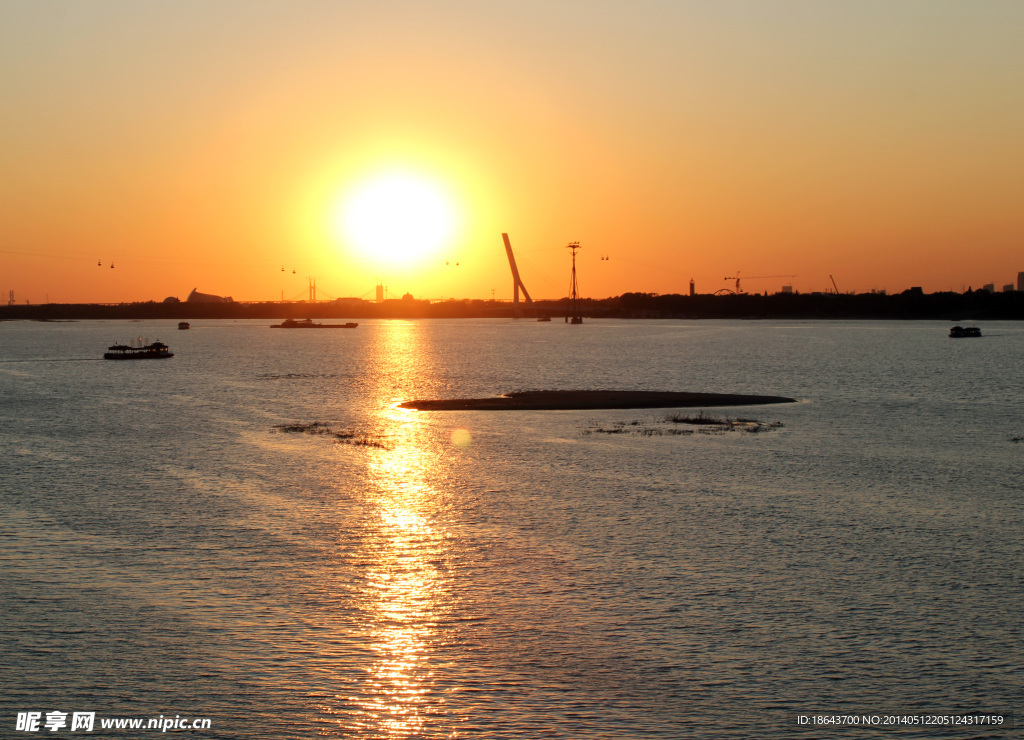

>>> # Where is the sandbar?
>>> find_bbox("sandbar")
[399,390,795,411]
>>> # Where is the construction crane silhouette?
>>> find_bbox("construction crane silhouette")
[501,233,533,316]
[723,272,795,294]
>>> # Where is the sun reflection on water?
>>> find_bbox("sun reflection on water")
[344,323,453,738]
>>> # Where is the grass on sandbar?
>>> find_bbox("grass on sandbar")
[582,412,784,437]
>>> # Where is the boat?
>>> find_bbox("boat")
[178,322,190,330]
[103,341,174,360]
[537,316,551,322]
[270,318,358,329]
[949,325,981,338]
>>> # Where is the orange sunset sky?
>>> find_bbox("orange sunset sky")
[2,1,1023,304]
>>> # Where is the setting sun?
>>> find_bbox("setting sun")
[335,171,458,268]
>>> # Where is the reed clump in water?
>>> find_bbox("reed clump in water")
[582,413,784,437]
[273,422,391,449]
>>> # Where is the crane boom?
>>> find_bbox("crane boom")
[502,233,532,313]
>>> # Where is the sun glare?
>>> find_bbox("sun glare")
[336,171,457,267]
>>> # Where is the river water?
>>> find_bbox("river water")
[1,319,1020,738]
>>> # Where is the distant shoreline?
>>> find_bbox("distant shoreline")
[399,390,797,411]
[2,289,1022,320]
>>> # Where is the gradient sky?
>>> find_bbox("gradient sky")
[2,0,1023,304]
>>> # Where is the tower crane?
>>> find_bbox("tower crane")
[723,272,796,294]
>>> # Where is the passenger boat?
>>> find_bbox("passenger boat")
[178,322,190,330]
[270,318,358,329]
[949,325,981,338]
[103,341,174,360]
